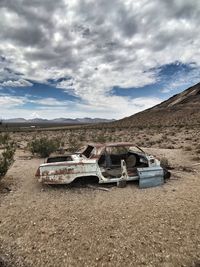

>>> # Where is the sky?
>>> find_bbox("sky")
[0,0,200,120]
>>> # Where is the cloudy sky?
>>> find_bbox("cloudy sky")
[0,0,200,119]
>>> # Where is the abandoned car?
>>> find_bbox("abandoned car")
[35,142,170,188]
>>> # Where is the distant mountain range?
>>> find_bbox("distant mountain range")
[111,82,200,127]
[2,82,200,128]
[2,117,115,124]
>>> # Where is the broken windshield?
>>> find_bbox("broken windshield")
[82,145,94,158]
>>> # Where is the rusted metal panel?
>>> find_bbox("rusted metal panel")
[137,166,164,188]
[39,161,97,184]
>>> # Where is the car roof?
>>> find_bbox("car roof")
[87,142,136,148]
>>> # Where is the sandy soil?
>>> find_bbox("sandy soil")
[0,148,200,267]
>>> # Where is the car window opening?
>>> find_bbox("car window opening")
[98,146,148,178]
[82,145,94,158]
[47,156,72,163]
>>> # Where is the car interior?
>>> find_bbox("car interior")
[98,146,148,178]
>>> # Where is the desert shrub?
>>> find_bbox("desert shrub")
[196,144,200,150]
[147,140,156,146]
[95,134,107,143]
[79,131,86,142]
[107,135,113,142]
[67,136,81,152]
[0,134,15,180]
[161,134,168,141]
[156,138,162,144]
[0,133,9,144]
[160,157,170,169]
[29,138,60,158]
[192,156,200,161]
[184,146,192,151]
[166,145,175,149]
[185,137,192,141]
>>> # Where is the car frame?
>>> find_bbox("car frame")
[35,142,170,188]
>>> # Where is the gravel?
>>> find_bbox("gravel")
[0,149,199,267]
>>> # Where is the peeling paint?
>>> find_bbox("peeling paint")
[36,143,170,188]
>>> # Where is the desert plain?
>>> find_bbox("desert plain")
[0,125,200,267]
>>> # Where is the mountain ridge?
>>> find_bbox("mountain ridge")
[2,117,115,124]
[112,82,200,127]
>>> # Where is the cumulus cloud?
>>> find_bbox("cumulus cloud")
[0,79,32,88]
[0,93,159,119]
[0,95,27,106]
[0,0,200,118]
[31,97,72,106]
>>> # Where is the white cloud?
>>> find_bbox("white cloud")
[0,0,200,118]
[30,97,71,106]
[30,112,40,119]
[0,79,32,88]
[0,94,160,119]
[0,95,27,107]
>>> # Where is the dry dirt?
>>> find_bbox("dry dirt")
[0,148,200,267]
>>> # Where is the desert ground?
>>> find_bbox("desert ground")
[0,126,200,267]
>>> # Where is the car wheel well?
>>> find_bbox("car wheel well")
[163,168,171,180]
[72,175,99,185]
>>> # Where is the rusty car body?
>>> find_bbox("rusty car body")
[35,142,170,188]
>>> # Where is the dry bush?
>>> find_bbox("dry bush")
[184,146,193,151]
[196,144,200,150]
[0,134,15,180]
[166,145,175,149]
[192,156,200,161]
[95,134,107,143]
[29,137,60,158]
[67,135,82,152]
[185,136,192,141]
[160,157,170,169]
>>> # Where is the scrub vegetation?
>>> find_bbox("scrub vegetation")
[28,137,60,158]
[0,134,15,180]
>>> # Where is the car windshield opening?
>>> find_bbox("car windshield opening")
[82,145,94,158]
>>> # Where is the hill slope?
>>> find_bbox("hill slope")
[114,82,200,127]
